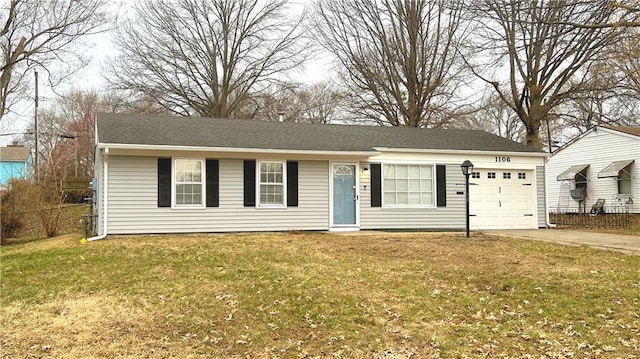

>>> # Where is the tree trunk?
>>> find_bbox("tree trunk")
[527,87,545,149]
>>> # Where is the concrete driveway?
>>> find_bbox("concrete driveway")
[485,229,640,254]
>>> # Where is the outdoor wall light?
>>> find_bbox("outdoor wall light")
[460,160,474,176]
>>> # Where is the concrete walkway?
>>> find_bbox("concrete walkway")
[485,229,640,254]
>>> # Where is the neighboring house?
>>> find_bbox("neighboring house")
[91,113,549,238]
[546,126,639,214]
[0,143,31,190]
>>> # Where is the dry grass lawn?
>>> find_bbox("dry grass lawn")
[1,232,639,358]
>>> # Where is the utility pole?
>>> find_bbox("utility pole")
[34,70,39,182]
[74,132,78,177]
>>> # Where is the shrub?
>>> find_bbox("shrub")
[1,189,23,241]
[63,189,92,204]
[0,179,65,242]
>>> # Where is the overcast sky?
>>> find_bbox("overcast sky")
[0,0,332,146]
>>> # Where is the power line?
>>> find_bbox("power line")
[0,132,33,137]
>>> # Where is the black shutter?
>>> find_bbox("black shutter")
[287,161,298,207]
[158,158,171,207]
[206,159,219,207]
[243,160,256,207]
[436,164,446,207]
[370,163,382,207]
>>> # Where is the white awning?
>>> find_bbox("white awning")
[598,160,634,178]
[557,164,589,181]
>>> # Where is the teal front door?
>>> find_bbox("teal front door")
[332,164,357,226]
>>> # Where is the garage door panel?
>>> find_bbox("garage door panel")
[469,169,536,229]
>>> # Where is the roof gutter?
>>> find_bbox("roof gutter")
[543,159,556,229]
[372,147,549,157]
[96,143,379,157]
[88,147,108,241]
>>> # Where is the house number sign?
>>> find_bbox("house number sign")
[495,156,511,162]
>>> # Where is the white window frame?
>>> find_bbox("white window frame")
[172,158,206,209]
[257,160,287,208]
[381,162,436,208]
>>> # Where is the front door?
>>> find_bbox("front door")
[332,163,358,227]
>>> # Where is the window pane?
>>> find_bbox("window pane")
[384,192,396,205]
[408,179,420,191]
[384,164,395,178]
[175,160,203,206]
[619,178,631,194]
[176,161,185,173]
[420,165,432,178]
[409,192,421,205]
[176,184,202,205]
[260,184,283,205]
[421,192,433,205]
[409,166,420,178]
[259,162,284,206]
[384,179,396,191]
[382,163,434,207]
[397,165,408,178]
[397,179,408,191]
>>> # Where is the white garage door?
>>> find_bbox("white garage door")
[469,169,537,229]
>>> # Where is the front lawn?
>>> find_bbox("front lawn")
[1,232,638,358]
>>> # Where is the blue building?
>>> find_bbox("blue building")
[0,143,32,190]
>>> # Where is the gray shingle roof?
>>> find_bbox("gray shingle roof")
[97,113,544,153]
[608,126,640,137]
[0,146,31,162]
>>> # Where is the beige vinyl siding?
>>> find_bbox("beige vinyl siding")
[107,156,329,234]
[536,165,546,228]
[546,129,639,213]
[359,163,466,230]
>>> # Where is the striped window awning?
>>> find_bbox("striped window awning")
[598,160,634,178]
[556,164,589,181]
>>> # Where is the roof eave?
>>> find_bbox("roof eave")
[553,126,640,155]
[372,147,549,157]
[97,143,379,157]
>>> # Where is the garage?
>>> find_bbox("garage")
[469,168,537,229]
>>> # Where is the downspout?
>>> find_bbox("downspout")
[544,159,557,228]
[88,147,108,241]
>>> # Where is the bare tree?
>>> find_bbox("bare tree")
[464,90,525,143]
[466,0,628,149]
[298,82,346,124]
[237,81,346,123]
[0,0,110,121]
[562,1,640,28]
[107,0,308,118]
[549,27,640,133]
[312,0,468,128]
[22,89,152,178]
[236,83,304,121]
[612,31,640,104]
